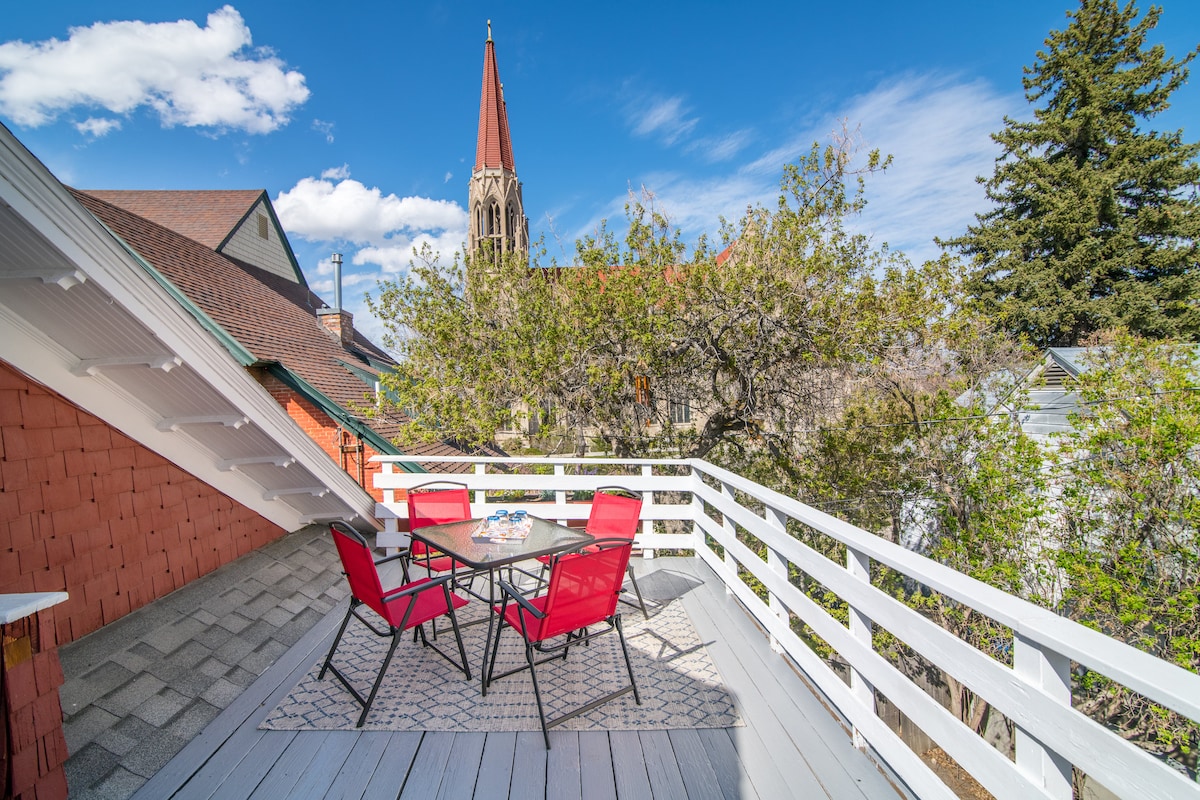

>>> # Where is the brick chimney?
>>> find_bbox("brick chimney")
[317,251,353,344]
[318,307,354,344]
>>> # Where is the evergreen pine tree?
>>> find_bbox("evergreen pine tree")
[942,0,1199,348]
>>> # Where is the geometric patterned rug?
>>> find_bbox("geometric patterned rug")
[260,598,742,732]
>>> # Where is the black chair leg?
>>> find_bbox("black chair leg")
[625,565,650,619]
[319,604,355,680]
[526,641,550,749]
[615,614,642,706]
[357,629,404,727]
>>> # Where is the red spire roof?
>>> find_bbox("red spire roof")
[474,22,516,173]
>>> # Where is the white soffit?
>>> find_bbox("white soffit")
[0,125,377,532]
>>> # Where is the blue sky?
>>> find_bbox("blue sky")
[3,1,1198,345]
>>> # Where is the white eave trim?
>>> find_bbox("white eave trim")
[0,124,378,532]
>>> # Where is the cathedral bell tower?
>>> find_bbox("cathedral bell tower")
[468,21,529,259]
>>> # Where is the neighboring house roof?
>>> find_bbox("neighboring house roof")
[0,122,377,531]
[83,189,265,251]
[1000,345,1199,439]
[474,27,516,173]
[70,189,478,471]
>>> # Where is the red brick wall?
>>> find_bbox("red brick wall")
[0,361,286,645]
[256,372,386,502]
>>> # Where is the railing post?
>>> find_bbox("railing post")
[721,481,737,592]
[380,461,406,554]
[765,505,788,654]
[690,466,705,556]
[641,464,655,559]
[555,463,567,525]
[474,462,486,509]
[847,545,875,749]
[1014,633,1072,799]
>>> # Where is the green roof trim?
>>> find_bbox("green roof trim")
[266,364,427,474]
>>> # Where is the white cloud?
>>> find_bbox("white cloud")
[312,118,334,143]
[629,95,698,145]
[0,5,309,134]
[275,170,467,245]
[74,117,121,137]
[839,73,1017,264]
[444,171,453,183]
[592,72,1018,267]
[321,163,350,181]
[277,170,469,345]
[686,130,753,163]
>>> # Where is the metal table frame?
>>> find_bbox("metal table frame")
[410,516,593,694]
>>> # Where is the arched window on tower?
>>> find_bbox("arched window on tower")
[507,203,517,251]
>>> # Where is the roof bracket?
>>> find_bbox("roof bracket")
[263,487,330,501]
[72,354,183,376]
[298,512,360,525]
[216,455,296,471]
[157,414,249,432]
[1,268,87,290]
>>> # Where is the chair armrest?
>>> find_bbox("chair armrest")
[375,550,412,583]
[374,550,409,566]
[380,572,453,604]
[497,579,545,619]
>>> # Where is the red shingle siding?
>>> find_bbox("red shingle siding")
[2,607,69,799]
[0,361,286,645]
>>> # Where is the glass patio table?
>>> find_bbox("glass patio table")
[410,516,593,694]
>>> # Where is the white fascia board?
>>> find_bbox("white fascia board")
[0,126,378,531]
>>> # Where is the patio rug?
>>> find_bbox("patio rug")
[260,598,742,732]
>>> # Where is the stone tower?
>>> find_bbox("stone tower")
[468,21,529,259]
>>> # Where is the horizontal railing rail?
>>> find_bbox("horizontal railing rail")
[372,455,1200,800]
[372,455,695,553]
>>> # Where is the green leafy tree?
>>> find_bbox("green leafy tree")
[368,135,903,460]
[942,0,1200,349]
[1054,331,1199,774]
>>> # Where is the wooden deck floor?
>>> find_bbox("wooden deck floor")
[130,557,905,799]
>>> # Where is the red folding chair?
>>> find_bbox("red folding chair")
[536,487,650,618]
[321,522,471,727]
[406,481,472,576]
[486,538,642,748]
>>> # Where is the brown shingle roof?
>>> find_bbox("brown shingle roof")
[81,189,264,251]
[71,189,479,469]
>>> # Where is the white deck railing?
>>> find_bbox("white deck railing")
[373,455,1200,800]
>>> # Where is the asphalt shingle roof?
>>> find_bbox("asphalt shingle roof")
[81,189,266,251]
[71,189,475,468]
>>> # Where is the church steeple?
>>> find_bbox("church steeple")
[468,21,528,258]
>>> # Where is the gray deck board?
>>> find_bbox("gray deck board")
[246,730,329,800]
[141,557,901,799]
[360,732,421,800]
[473,732,517,800]
[436,732,487,800]
[578,732,617,800]
[668,728,726,800]
[287,730,360,800]
[545,731,582,800]
[207,730,296,800]
[641,729,689,800]
[609,730,653,799]
[507,731,547,799]
[399,731,455,799]
[324,733,393,800]
[682,559,899,799]
[696,728,758,800]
